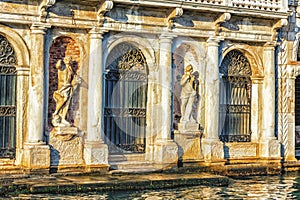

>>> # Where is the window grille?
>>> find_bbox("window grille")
[0,35,17,158]
[104,43,147,154]
[219,50,252,142]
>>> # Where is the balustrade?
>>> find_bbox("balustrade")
[184,0,284,12]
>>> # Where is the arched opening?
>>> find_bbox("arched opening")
[219,50,252,142]
[47,36,80,131]
[0,34,17,158]
[104,42,148,154]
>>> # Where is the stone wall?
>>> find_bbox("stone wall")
[0,0,293,173]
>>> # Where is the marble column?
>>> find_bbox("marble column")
[154,34,178,166]
[202,37,224,164]
[23,24,50,171]
[260,42,280,158]
[84,27,108,167]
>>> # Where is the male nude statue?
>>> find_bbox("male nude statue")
[52,56,80,127]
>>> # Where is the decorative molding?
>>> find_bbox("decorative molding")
[214,13,231,36]
[39,0,56,23]
[97,0,114,26]
[251,77,264,84]
[167,7,183,30]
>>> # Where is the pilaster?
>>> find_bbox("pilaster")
[153,33,178,167]
[15,67,30,166]
[202,37,224,164]
[260,42,280,159]
[84,27,108,169]
[250,77,263,143]
[23,23,50,171]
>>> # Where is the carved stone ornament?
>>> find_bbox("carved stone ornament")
[97,0,114,26]
[214,13,231,36]
[167,7,183,30]
[39,0,56,22]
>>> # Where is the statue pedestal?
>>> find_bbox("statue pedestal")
[178,122,199,132]
[174,131,203,166]
[49,127,85,172]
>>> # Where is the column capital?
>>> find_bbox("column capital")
[30,23,50,35]
[159,33,175,43]
[207,37,220,46]
[89,26,106,39]
[264,41,277,49]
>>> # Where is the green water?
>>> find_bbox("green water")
[7,173,300,199]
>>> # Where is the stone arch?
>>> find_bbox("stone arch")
[104,34,156,72]
[0,25,30,67]
[222,44,264,78]
[47,36,81,131]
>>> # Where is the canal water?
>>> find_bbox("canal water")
[7,173,300,199]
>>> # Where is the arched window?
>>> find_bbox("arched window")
[104,43,148,154]
[0,34,17,158]
[219,50,252,142]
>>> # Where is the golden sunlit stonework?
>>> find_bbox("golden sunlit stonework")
[0,0,298,175]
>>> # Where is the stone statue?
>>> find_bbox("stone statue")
[180,64,197,123]
[52,57,80,127]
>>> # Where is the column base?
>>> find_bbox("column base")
[23,142,50,172]
[84,141,109,165]
[202,139,225,165]
[260,137,281,159]
[174,131,203,164]
[154,139,178,169]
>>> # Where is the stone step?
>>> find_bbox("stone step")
[109,161,155,170]
[108,154,145,162]
[109,167,161,175]
[0,165,24,174]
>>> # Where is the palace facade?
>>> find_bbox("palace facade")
[0,0,298,174]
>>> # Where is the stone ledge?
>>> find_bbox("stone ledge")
[0,172,230,196]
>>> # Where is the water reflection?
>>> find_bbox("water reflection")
[9,173,300,199]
